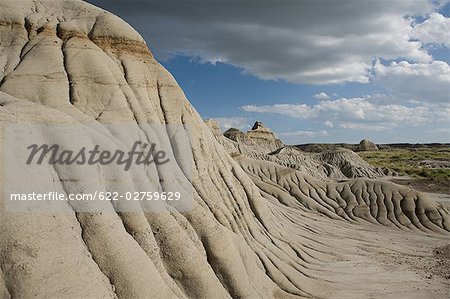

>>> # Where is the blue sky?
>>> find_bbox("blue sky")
[89,0,450,144]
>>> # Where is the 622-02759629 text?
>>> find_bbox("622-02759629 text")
[9,191,182,202]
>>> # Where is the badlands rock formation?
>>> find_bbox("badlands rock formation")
[357,139,379,151]
[204,118,222,137]
[224,127,250,143]
[247,121,283,149]
[219,121,389,180]
[0,1,449,298]
[224,121,283,152]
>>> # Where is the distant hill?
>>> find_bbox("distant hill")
[295,143,450,153]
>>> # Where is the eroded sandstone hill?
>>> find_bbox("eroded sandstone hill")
[215,120,393,180]
[358,139,379,151]
[0,1,449,298]
[223,121,283,152]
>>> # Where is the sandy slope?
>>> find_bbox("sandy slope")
[0,1,449,298]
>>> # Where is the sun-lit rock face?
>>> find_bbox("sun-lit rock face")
[0,1,449,299]
[204,118,222,137]
[357,139,379,151]
[223,121,283,151]
[224,127,250,143]
[246,121,283,149]
[218,122,387,180]
[314,148,384,178]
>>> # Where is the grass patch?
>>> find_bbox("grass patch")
[358,148,450,181]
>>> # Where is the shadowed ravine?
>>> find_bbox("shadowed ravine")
[0,1,449,298]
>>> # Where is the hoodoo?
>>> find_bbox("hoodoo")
[246,121,283,149]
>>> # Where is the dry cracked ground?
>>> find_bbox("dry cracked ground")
[0,1,449,298]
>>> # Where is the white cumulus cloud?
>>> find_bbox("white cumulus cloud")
[372,60,450,104]
[412,12,450,47]
[241,95,448,131]
[339,123,392,132]
[213,117,250,131]
[279,130,329,138]
[89,0,448,84]
[324,120,334,127]
[314,92,330,100]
